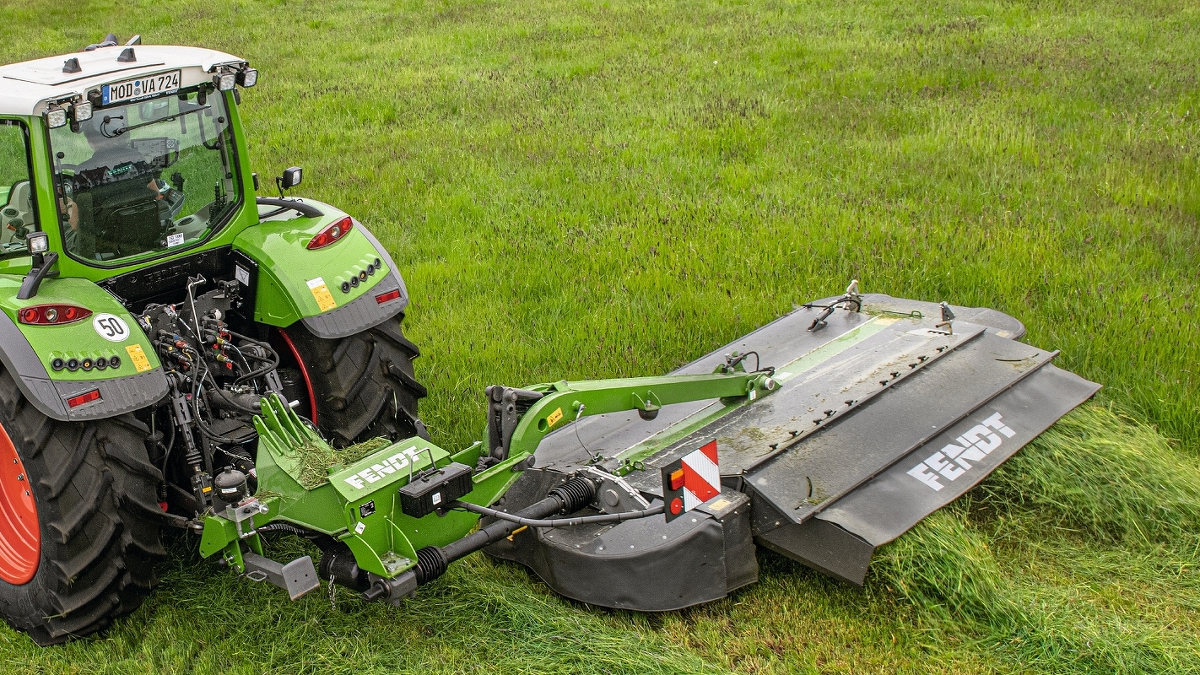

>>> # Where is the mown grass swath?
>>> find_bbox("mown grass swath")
[2,0,1199,672]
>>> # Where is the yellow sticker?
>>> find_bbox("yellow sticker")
[709,498,732,512]
[547,407,563,427]
[125,344,152,373]
[307,277,337,312]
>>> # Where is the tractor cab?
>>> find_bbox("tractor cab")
[50,90,231,261]
[0,40,257,270]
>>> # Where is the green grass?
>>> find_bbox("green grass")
[4,0,1200,672]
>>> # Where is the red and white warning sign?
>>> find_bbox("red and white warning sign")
[661,439,721,522]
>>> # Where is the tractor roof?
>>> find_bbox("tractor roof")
[0,44,247,117]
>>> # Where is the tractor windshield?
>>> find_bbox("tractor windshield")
[49,89,240,263]
[0,120,39,258]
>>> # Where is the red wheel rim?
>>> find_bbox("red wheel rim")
[275,328,319,427]
[0,422,39,584]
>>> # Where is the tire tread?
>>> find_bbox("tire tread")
[286,316,426,447]
[0,367,164,646]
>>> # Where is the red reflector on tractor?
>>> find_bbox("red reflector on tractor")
[306,216,353,250]
[669,468,685,491]
[17,304,92,325]
[375,288,401,305]
[66,389,101,408]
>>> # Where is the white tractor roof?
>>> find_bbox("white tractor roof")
[0,44,247,117]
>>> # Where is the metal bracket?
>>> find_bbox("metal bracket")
[224,498,269,540]
[242,551,321,600]
[406,446,439,484]
[581,467,651,514]
[484,386,545,467]
[934,301,956,335]
[631,391,662,421]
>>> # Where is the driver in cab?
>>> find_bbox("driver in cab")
[58,111,165,256]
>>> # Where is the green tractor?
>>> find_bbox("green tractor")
[0,36,425,644]
[0,36,1100,646]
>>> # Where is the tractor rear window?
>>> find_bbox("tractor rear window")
[49,89,240,264]
[0,121,39,257]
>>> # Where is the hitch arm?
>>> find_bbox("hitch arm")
[499,370,777,463]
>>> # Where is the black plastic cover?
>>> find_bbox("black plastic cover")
[398,462,473,518]
[485,468,758,612]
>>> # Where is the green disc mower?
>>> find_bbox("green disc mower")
[0,36,1098,645]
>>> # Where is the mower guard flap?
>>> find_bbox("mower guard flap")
[816,362,1101,545]
[486,294,1099,604]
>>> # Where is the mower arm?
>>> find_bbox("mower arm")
[199,366,779,601]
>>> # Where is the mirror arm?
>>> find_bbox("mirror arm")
[17,252,58,300]
[254,198,324,219]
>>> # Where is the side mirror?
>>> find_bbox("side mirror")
[279,166,302,190]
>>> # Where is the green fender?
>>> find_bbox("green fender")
[0,274,167,421]
[233,200,409,339]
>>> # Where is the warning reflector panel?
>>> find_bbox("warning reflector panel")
[661,439,720,522]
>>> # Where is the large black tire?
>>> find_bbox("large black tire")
[0,367,165,646]
[285,316,427,447]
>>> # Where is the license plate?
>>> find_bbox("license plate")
[102,70,182,105]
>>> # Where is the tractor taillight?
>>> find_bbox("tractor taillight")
[66,389,101,408]
[375,289,401,305]
[17,304,92,325]
[669,468,685,491]
[306,217,353,250]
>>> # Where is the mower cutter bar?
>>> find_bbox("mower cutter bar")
[485,293,1099,603]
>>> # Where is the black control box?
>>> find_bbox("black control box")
[398,462,474,518]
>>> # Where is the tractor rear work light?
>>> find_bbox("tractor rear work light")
[46,107,67,129]
[306,216,353,250]
[74,100,93,122]
[214,71,236,91]
[238,68,258,87]
[375,288,401,305]
[66,389,101,408]
[18,304,93,325]
[26,232,48,254]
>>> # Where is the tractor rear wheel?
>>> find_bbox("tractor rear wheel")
[0,367,165,645]
[281,316,427,447]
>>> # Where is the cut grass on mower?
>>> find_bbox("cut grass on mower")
[295,436,393,490]
[2,0,1199,672]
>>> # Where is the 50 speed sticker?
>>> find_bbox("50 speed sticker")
[93,313,130,342]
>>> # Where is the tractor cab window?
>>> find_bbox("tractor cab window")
[0,121,39,257]
[49,89,239,263]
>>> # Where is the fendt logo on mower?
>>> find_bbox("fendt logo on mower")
[907,412,1017,491]
[342,446,423,490]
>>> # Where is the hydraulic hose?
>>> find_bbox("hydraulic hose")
[452,500,664,528]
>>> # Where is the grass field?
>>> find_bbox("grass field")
[4,0,1200,672]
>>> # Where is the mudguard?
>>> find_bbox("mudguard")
[233,201,409,339]
[0,275,167,422]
